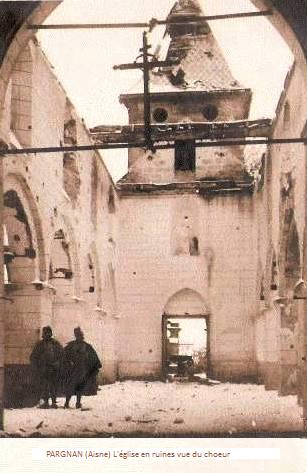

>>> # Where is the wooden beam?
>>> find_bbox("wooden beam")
[3,133,307,157]
[27,11,273,30]
[142,32,152,148]
[90,119,272,143]
[113,60,178,70]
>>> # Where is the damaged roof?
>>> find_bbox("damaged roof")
[124,0,247,97]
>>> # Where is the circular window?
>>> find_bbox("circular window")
[202,104,218,121]
[153,108,168,123]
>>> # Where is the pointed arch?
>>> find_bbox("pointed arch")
[4,173,47,280]
[164,288,208,316]
[49,215,81,297]
[285,217,301,287]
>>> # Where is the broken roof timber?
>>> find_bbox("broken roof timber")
[116,179,254,196]
[90,118,272,144]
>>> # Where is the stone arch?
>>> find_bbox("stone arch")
[4,173,47,281]
[0,2,60,124]
[3,189,36,284]
[164,288,209,316]
[49,229,73,281]
[49,216,82,345]
[162,289,209,378]
[0,0,63,414]
[49,215,81,297]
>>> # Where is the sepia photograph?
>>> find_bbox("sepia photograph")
[0,0,306,442]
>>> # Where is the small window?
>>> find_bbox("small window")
[189,237,199,256]
[153,108,168,123]
[108,187,116,213]
[271,256,278,290]
[175,140,195,172]
[283,101,290,131]
[202,104,218,121]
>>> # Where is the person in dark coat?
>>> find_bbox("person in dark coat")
[63,327,102,409]
[30,326,64,409]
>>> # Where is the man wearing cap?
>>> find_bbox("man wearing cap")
[63,327,102,409]
[30,326,64,408]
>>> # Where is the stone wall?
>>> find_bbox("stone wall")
[122,91,251,183]
[117,191,259,381]
[257,61,307,395]
[1,39,118,405]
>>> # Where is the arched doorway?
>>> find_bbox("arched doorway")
[162,289,210,381]
[3,186,45,407]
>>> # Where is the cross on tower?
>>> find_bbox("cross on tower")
[113,31,179,149]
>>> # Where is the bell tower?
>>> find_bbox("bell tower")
[119,0,252,186]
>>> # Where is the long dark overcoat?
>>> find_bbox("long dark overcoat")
[63,340,102,396]
[30,338,64,380]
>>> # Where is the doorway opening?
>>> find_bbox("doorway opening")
[162,315,209,382]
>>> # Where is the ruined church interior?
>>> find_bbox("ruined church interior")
[0,0,307,435]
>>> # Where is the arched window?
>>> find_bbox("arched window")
[283,101,290,131]
[88,254,95,293]
[63,100,80,203]
[285,219,300,287]
[189,237,199,256]
[271,252,278,290]
[3,190,36,284]
[108,187,116,213]
[49,229,73,280]
[10,44,33,146]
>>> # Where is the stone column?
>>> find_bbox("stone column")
[0,148,4,429]
[302,130,307,430]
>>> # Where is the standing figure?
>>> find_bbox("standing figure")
[63,327,102,409]
[30,326,63,409]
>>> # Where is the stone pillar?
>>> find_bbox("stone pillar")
[302,136,307,429]
[3,284,55,407]
[0,150,4,429]
[264,302,281,390]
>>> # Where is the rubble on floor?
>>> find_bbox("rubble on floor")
[4,380,303,437]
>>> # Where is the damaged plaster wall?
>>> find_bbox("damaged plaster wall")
[257,61,307,395]
[117,192,258,381]
[1,38,119,405]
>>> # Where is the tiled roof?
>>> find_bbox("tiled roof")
[151,34,243,93]
[124,1,245,96]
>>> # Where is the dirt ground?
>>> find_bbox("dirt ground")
[3,380,304,437]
